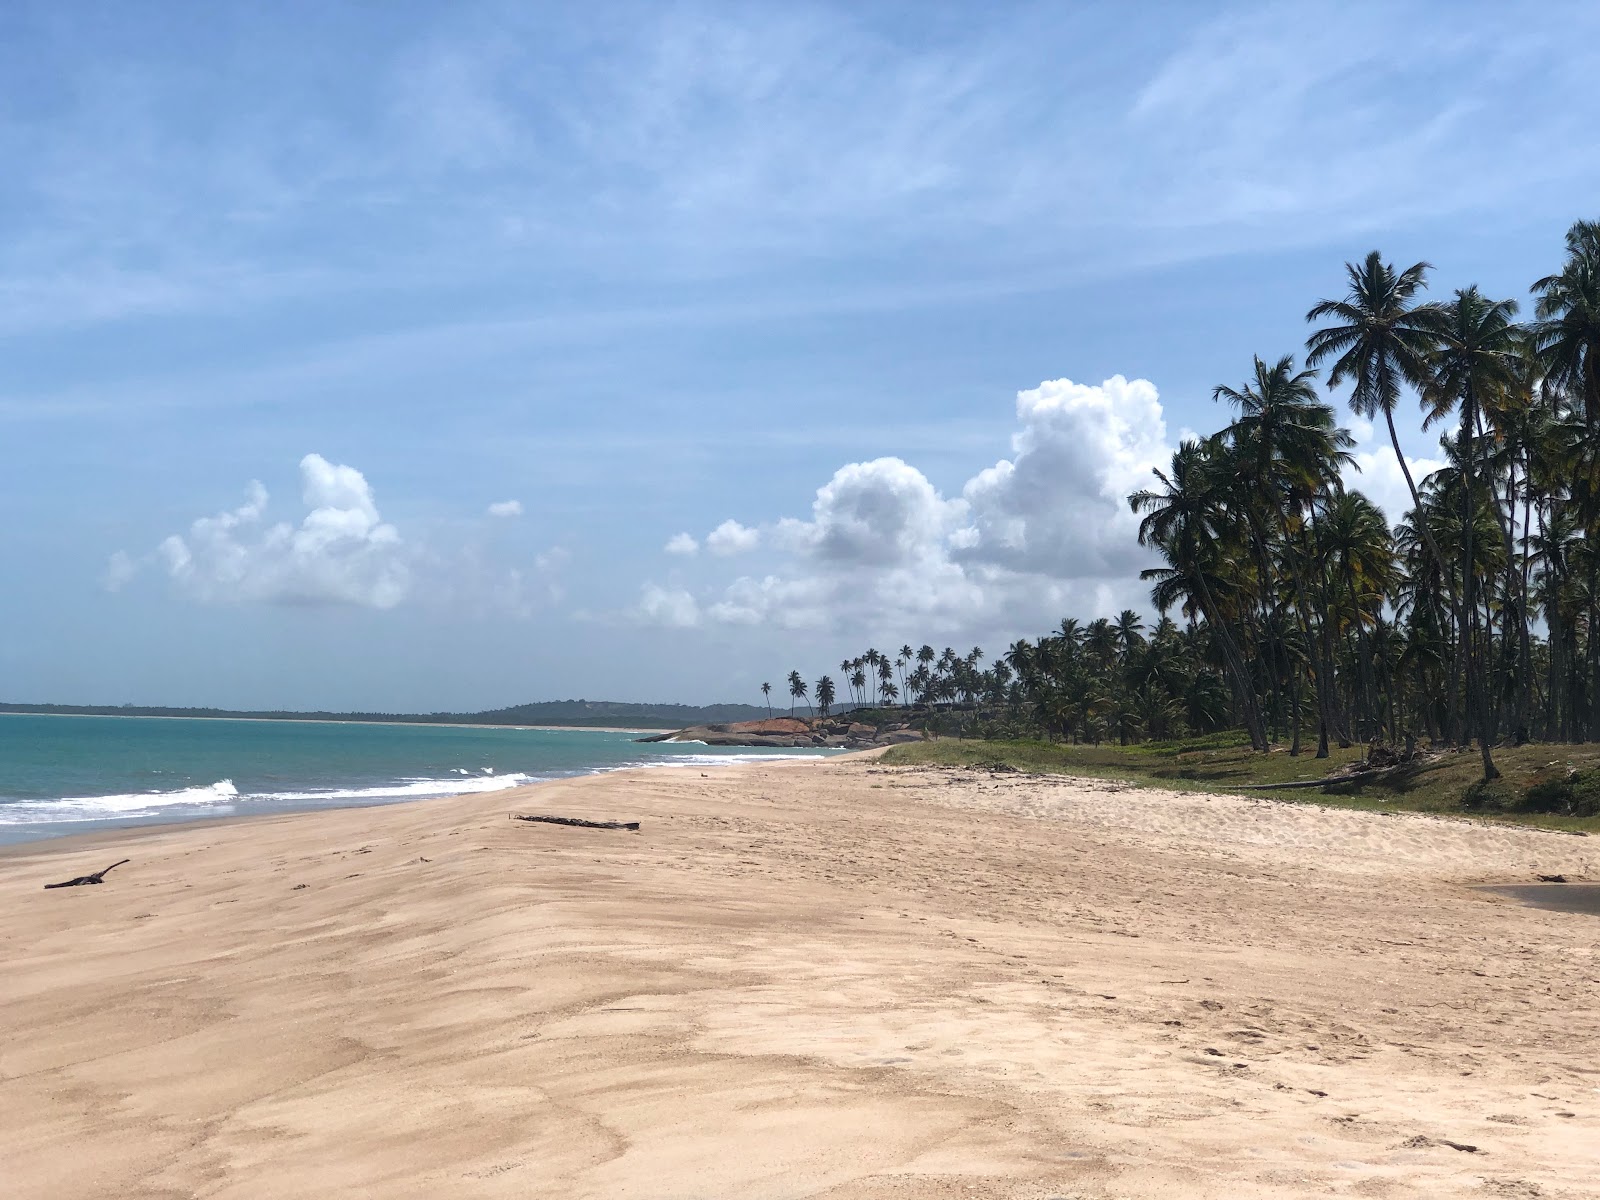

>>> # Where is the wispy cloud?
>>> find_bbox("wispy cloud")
[10,3,1595,339]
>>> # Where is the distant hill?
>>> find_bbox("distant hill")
[0,699,775,730]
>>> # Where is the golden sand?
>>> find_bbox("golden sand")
[3,755,1597,1198]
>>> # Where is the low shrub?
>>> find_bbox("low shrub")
[1520,769,1600,817]
[1464,779,1516,812]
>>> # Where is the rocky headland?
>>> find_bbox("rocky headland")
[635,715,925,750]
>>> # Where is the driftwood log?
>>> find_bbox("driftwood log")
[44,859,130,889]
[512,814,640,831]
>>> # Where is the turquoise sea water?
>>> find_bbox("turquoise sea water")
[0,714,836,845]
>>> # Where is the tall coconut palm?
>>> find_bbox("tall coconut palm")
[761,681,772,717]
[1422,286,1521,780]
[1213,353,1356,755]
[787,670,807,718]
[1131,440,1269,750]
[1532,219,1600,430]
[1306,253,1448,577]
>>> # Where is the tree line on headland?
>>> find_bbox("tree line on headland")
[766,220,1600,784]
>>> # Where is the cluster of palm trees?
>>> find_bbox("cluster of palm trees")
[753,222,1597,780]
[764,645,988,720]
[760,629,1228,745]
[1130,220,1600,780]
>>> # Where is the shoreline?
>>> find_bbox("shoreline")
[6,758,1595,1197]
[0,745,848,853]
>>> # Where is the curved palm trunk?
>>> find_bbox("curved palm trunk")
[1387,408,1466,744]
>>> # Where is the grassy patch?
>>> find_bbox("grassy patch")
[880,737,1600,832]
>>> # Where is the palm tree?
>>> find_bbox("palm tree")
[815,675,836,719]
[1114,610,1145,657]
[1532,219,1600,429]
[787,670,807,718]
[1131,440,1269,750]
[761,681,772,717]
[1306,252,1449,577]
[1213,352,1356,754]
[1422,286,1521,780]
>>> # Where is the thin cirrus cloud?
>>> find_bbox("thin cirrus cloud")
[486,499,523,517]
[7,4,1597,339]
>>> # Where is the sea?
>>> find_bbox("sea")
[0,713,838,846]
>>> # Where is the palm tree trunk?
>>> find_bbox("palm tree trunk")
[1194,572,1268,751]
[1460,384,1500,781]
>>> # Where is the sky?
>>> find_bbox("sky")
[4,0,1599,711]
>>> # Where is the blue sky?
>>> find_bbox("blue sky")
[4,1,1598,710]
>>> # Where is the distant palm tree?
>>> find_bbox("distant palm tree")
[815,675,836,718]
[761,681,772,717]
[1114,609,1145,656]
[787,670,808,717]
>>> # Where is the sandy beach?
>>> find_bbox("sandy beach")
[3,755,1597,1199]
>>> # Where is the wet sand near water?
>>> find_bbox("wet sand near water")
[2,756,1598,1198]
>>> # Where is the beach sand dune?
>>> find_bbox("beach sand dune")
[3,757,1597,1198]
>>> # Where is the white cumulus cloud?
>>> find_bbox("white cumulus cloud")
[664,532,699,555]
[146,454,410,608]
[955,374,1170,578]
[705,518,761,556]
[632,376,1174,637]
[636,583,700,628]
[1341,417,1446,527]
[486,499,523,518]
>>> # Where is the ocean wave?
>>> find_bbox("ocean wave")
[613,751,835,771]
[0,772,537,825]
[2,778,242,823]
[253,773,534,803]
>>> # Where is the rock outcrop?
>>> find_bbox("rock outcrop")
[636,716,924,751]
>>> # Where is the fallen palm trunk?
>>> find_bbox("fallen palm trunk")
[44,859,130,889]
[512,814,640,831]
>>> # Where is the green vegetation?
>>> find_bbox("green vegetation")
[882,738,1600,831]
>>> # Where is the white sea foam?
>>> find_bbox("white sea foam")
[613,752,830,771]
[3,779,242,823]
[0,773,537,825]
[0,743,838,833]
[254,773,534,803]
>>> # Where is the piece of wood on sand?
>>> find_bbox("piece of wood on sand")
[511,814,641,831]
[44,859,130,889]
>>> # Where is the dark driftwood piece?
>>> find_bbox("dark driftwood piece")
[44,859,130,889]
[513,814,640,831]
